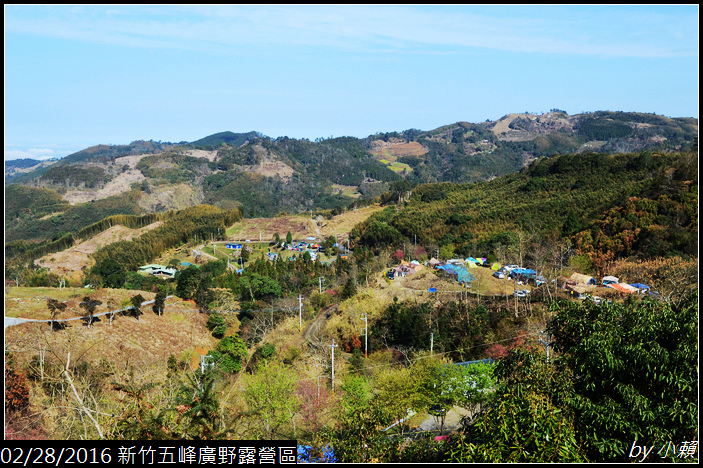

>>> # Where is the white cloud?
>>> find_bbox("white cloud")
[4,5,697,58]
[4,147,57,161]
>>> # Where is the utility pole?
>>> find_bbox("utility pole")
[259,230,262,244]
[298,294,303,333]
[430,332,434,355]
[360,314,368,358]
[312,358,323,399]
[538,331,552,362]
[328,339,338,391]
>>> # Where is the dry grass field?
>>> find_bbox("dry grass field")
[226,204,384,243]
[36,221,164,277]
[4,287,215,372]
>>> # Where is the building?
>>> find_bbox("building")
[138,264,167,274]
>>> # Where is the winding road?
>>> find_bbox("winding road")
[4,297,173,329]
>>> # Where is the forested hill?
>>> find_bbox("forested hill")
[5,111,697,246]
[351,149,697,275]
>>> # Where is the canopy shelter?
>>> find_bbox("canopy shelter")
[510,268,537,278]
[602,275,619,285]
[437,263,475,284]
[606,283,639,294]
[571,273,597,286]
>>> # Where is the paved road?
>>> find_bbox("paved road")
[4,297,173,329]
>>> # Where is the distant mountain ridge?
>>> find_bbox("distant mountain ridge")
[5,110,697,245]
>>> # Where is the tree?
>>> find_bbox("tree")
[286,231,293,244]
[329,375,397,463]
[175,369,228,440]
[450,361,496,418]
[240,246,251,264]
[239,274,282,303]
[90,258,126,289]
[243,359,299,439]
[547,294,698,462]
[153,290,167,316]
[340,277,357,300]
[79,296,102,328]
[374,365,425,435]
[47,298,67,330]
[129,294,146,320]
[175,266,204,301]
[561,210,581,237]
[451,350,586,463]
[295,379,333,437]
[411,356,494,435]
[207,335,248,374]
[111,369,172,440]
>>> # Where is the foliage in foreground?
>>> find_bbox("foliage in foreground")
[443,293,698,463]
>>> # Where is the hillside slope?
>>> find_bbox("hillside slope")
[5,111,697,246]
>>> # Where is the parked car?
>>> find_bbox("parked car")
[586,295,602,305]
[513,290,528,298]
[503,264,520,272]
[493,271,506,279]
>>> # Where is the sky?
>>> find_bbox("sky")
[4,4,699,161]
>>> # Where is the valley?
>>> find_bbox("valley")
[3,114,697,460]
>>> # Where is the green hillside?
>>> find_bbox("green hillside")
[189,131,262,148]
[351,150,697,275]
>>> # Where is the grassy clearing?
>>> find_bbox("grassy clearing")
[5,288,214,372]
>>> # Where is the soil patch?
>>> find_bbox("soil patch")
[37,221,164,275]
[369,141,427,161]
[63,168,145,204]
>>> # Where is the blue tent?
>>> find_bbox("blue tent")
[510,268,536,278]
[629,283,651,292]
[437,264,475,284]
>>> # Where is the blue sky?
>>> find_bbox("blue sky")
[4,5,699,161]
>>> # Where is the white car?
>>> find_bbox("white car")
[503,264,520,272]
[513,290,528,298]
[493,271,506,279]
[587,295,602,305]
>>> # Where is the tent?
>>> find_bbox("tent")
[606,283,639,294]
[491,263,502,270]
[466,257,481,265]
[602,275,619,285]
[571,273,597,286]
[467,261,478,268]
[510,268,537,278]
[629,283,651,293]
